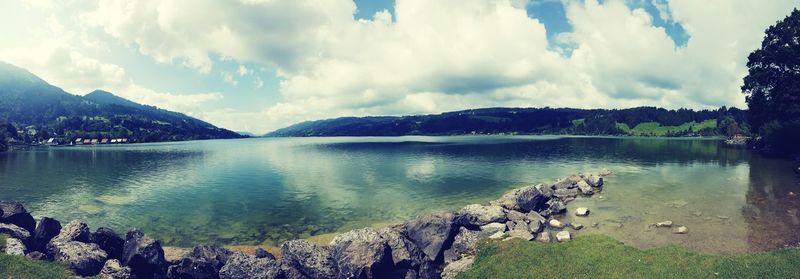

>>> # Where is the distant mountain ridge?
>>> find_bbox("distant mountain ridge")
[266,106,748,137]
[0,62,242,143]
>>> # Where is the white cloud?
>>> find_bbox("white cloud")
[221,71,238,86]
[237,65,250,76]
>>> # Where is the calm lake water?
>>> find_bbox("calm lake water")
[1,136,798,253]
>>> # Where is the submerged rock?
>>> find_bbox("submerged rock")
[100,259,132,279]
[121,229,168,278]
[281,239,336,279]
[555,230,571,242]
[655,221,673,228]
[491,185,550,213]
[553,188,579,199]
[575,207,590,217]
[673,226,689,234]
[0,201,36,233]
[458,204,507,227]
[329,227,394,279]
[585,174,604,187]
[0,223,31,240]
[219,252,285,279]
[51,240,108,276]
[32,217,61,252]
[5,237,27,256]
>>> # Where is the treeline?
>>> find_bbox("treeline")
[266,106,748,137]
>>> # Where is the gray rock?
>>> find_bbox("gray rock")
[673,226,688,234]
[535,231,551,243]
[443,227,481,264]
[491,185,550,213]
[488,231,506,240]
[121,229,167,278]
[655,221,673,228]
[50,220,90,244]
[441,256,474,279]
[32,217,61,252]
[219,252,285,279]
[0,201,36,233]
[51,240,108,276]
[526,212,546,226]
[576,180,594,195]
[458,204,507,227]
[91,227,124,260]
[548,219,565,229]
[254,248,274,260]
[0,223,31,240]
[535,184,554,199]
[5,237,26,255]
[585,174,604,187]
[280,239,335,279]
[575,207,590,217]
[26,251,47,261]
[100,259,132,279]
[167,245,232,279]
[479,223,506,235]
[329,227,393,279]
[546,199,567,215]
[552,178,576,190]
[507,228,534,241]
[505,210,526,222]
[553,188,579,199]
[571,223,584,230]
[555,230,571,242]
[378,226,424,269]
[403,212,462,262]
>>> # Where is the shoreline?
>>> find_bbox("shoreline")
[1,170,619,278]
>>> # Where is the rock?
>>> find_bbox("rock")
[441,256,474,279]
[505,210,526,222]
[32,217,61,252]
[552,179,575,190]
[219,252,285,279]
[526,212,546,225]
[585,174,604,187]
[692,211,703,217]
[163,247,191,265]
[599,169,612,176]
[535,231,551,243]
[479,222,506,235]
[0,201,36,233]
[444,227,481,263]
[0,223,31,240]
[100,259,132,279]
[491,185,550,213]
[527,218,543,233]
[281,239,335,279]
[507,228,534,241]
[576,180,594,195]
[488,231,506,240]
[546,199,567,215]
[458,204,507,227]
[591,222,599,228]
[51,241,108,276]
[50,220,91,244]
[26,251,47,261]
[5,237,26,255]
[535,184,554,198]
[655,221,673,228]
[575,207,590,217]
[254,248,274,260]
[329,227,393,279]
[392,268,418,279]
[121,229,168,278]
[553,188,579,199]
[716,215,730,220]
[548,219,565,229]
[403,212,462,262]
[673,226,688,234]
[378,226,424,269]
[571,223,584,230]
[91,227,125,260]
[556,230,571,242]
[167,245,232,279]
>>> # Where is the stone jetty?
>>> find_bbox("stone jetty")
[0,170,612,278]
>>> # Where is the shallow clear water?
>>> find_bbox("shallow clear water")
[1,136,798,253]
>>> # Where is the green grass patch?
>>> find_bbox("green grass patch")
[459,234,800,279]
[0,234,75,279]
[616,119,716,136]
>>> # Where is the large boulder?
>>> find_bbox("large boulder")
[478,223,506,235]
[546,199,567,215]
[553,188,579,199]
[0,201,36,233]
[0,223,31,240]
[219,252,285,279]
[280,239,336,279]
[403,212,462,263]
[443,228,481,264]
[329,228,394,279]
[576,180,594,195]
[50,220,91,244]
[32,217,61,252]
[440,256,474,279]
[457,204,507,227]
[91,227,125,260]
[4,237,27,255]
[166,245,232,279]
[378,226,425,269]
[51,241,108,276]
[121,229,168,278]
[100,259,132,279]
[491,186,550,213]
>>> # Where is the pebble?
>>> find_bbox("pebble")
[575,207,590,217]
[673,226,688,234]
[655,220,673,228]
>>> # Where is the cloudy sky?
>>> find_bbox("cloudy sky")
[0,0,797,134]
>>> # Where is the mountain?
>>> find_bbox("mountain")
[0,62,242,143]
[266,107,748,137]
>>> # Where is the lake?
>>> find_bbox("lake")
[1,136,798,254]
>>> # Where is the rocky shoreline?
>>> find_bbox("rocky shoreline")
[2,170,615,279]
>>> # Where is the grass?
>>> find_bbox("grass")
[458,234,800,279]
[0,234,75,279]
[616,119,717,136]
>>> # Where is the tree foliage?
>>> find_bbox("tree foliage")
[742,9,800,155]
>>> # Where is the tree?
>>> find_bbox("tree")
[742,8,800,155]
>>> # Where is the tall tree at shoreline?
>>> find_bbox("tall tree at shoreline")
[742,8,800,156]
